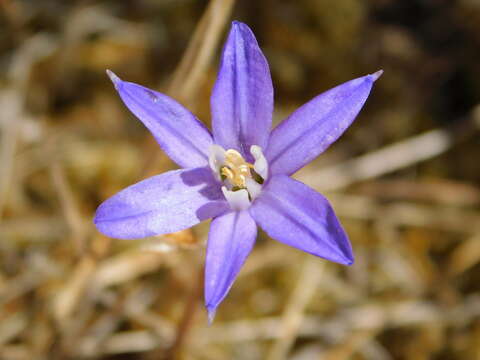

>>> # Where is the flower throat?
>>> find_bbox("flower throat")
[208,144,269,210]
[220,149,263,190]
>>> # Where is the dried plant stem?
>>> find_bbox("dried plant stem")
[301,105,480,192]
[320,329,379,360]
[141,0,235,178]
[191,295,480,347]
[267,257,325,360]
[329,193,480,233]
[162,266,204,360]
[53,255,97,324]
[0,97,20,221]
[168,0,236,104]
[447,233,480,277]
[54,236,113,357]
[1,35,57,222]
[50,161,86,255]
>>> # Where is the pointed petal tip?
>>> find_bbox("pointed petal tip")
[317,248,354,266]
[106,69,121,86]
[369,69,384,82]
[338,246,354,266]
[318,250,354,266]
[230,20,252,35]
[231,20,245,27]
[207,307,216,325]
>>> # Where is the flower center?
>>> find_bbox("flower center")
[220,149,255,189]
[208,145,268,210]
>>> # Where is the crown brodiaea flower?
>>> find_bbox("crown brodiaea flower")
[94,21,382,322]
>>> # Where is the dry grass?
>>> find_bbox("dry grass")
[1,1,479,359]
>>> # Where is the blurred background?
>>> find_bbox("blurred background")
[1,0,480,359]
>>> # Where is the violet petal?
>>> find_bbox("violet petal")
[107,70,213,168]
[94,167,228,239]
[205,210,257,320]
[266,71,383,176]
[211,21,273,156]
[249,175,353,265]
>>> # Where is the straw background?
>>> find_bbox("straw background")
[1,1,479,359]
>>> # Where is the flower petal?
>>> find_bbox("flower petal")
[211,21,274,156]
[266,71,383,176]
[205,210,257,320]
[107,70,213,168]
[94,167,228,239]
[249,175,353,265]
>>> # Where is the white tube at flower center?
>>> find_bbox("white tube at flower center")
[221,187,250,211]
[208,144,268,210]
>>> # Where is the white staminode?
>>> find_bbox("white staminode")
[221,187,250,211]
[250,145,268,180]
[208,144,269,209]
[245,178,262,200]
[208,144,227,181]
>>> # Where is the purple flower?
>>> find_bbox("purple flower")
[94,21,382,321]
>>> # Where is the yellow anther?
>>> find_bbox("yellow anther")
[221,149,255,188]
[224,149,244,166]
[221,167,235,182]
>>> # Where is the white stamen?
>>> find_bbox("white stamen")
[208,144,226,181]
[245,178,262,200]
[250,145,268,181]
[221,187,250,211]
